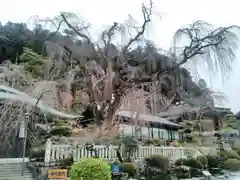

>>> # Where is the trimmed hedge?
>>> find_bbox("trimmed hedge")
[119,162,137,177]
[145,154,170,171]
[196,156,208,168]
[206,155,219,168]
[220,150,240,160]
[69,158,111,180]
[175,157,203,169]
[49,126,71,137]
[221,159,240,171]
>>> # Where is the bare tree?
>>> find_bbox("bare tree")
[170,21,239,76]
[27,0,240,146]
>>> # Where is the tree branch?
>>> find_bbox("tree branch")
[173,21,239,69]
[122,0,153,54]
[60,12,91,43]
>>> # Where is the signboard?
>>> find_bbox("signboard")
[19,120,25,138]
[48,169,67,179]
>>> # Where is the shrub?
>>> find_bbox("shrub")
[170,141,181,147]
[172,166,190,179]
[235,148,240,156]
[182,158,203,169]
[59,156,74,168]
[145,154,170,172]
[69,158,111,180]
[184,128,192,134]
[55,120,68,126]
[206,155,219,168]
[36,126,48,136]
[49,126,71,137]
[119,162,137,177]
[233,140,240,150]
[175,158,186,166]
[185,134,194,142]
[152,139,165,146]
[221,159,240,171]
[214,132,221,137]
[220,150,240,160]
[196,156,208,168]
[119,136,138,159]
[30,145,45,159]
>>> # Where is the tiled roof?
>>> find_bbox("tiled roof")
[116,110,181,127]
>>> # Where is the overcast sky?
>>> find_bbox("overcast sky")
[1,0,240,112]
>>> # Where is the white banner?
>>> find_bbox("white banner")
[19,120,25,138]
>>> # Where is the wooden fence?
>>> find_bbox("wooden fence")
[44,139,201,164]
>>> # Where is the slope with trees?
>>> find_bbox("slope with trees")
[0,0,239,157]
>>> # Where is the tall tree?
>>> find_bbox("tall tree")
[36,2,239,140]
[0,0,238,143]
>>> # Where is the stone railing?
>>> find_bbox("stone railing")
[44,139,202,164]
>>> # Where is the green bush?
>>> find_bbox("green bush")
[233,140,240,150]
[119,162,137,177]
[30,145,45,159]
[170,141,181,147]
[182,158,203,169]
[59,156,74,168]
[175,158,186,166]
[49,126,71,137]
[220,150,240,160]
[206,155,219,168]
[185,134,195,142]
[38,127,48,136]
[145,154,170,171]
[54,120,69,126]
[214,132,221,137]
[235,148,240,156]
[152,139,165,146]
[69,158,111,180]
[172,166,190,179]
[221,159,240,171]
[196,156,208,168]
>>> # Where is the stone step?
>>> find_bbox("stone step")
[0,163,33,180]
[0,177,33,180]
[0,168,30,172]
[0,158,29,164]
[0,171,32,176]
[0,166,28,169]
[0,163,28,167]
[0,174,33,178]
[0,169,31,172]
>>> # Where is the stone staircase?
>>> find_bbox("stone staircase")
[0,159,33,180]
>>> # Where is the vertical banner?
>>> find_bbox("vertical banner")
[19,120,25,138]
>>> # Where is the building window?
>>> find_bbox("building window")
[168,130,172,140]
[172,131,176,140]
[120,124,134,136]
[135,126,141,138]
[162,129,168,140]
[142,127,149,139]
[152,128,159,139]
[176,131,180,140]
[180,132,184,140]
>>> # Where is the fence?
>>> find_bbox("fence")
[44,139,201,164]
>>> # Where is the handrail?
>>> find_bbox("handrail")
[27,128,37,145]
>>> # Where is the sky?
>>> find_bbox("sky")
[1,0,240,112]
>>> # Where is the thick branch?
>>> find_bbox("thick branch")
[102,22,118,59]
[174,23,239,68]
[60,12,91,43]
[122,0,153,54]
